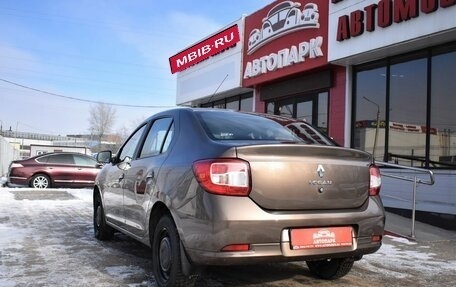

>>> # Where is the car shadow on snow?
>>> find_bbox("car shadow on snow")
[94,232,331,286]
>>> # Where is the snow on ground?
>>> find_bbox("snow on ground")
[0,187,156,287]
[0,187,455,286]
[364,238,456,278]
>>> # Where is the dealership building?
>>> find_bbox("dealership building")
[172,0,456,227]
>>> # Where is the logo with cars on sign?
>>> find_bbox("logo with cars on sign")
[247,1,320,55]
[313,229,336,244]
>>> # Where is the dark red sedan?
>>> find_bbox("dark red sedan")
[8,152,101,189]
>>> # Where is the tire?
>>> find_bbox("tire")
[152,215,195,287]
[30,174,51,189]
[306,257,354,280]
[93,194,114,240]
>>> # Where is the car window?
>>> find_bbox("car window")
[119,124,147,162]
[36,155,49,163]
[195,111,300,142]
[253,113,336,146]
[140,118,173,158]
[162,122,174,153]
[44,154,75,164]
[73,155,98,166]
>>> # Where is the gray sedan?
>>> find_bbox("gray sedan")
[93,108,384,287]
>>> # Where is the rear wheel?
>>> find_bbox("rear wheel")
[30,174,50,189]
[152,215,195,287]
[306,257,354,280]
[93,194,114,240]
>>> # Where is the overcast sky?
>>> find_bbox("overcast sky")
[0,0,271,136]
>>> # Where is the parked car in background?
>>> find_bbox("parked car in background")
[8,152,102,189]
[93,108,384,287]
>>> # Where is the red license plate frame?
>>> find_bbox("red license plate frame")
[290,226,353,250]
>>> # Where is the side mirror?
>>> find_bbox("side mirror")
[97,151,112,164]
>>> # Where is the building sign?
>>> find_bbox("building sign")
[334,0,456,42]
[328,0,456,62]
[242,0,328,87]
[176,19,245,106]
[169,25,240,74]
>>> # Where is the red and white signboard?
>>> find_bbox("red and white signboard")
[328,0,456,62]
[242,0,329,87]
[290,226,353,250]
[169,25,241,74]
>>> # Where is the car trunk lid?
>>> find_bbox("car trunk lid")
[235,144,372,211]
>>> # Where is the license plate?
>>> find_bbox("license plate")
[290,226,353,250]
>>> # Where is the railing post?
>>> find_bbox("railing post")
[376,161,435,240]
[411,176,417,239]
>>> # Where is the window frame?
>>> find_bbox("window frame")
[351,41,456,169]
[139,118,174,159]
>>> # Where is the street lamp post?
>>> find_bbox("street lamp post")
[363,97,380,160]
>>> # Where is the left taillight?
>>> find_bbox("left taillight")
[369,164,381,196]
[192,158,251,196]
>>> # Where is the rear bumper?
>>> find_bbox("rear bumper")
[187,241,381,266]
[8,176,29,186]
[177,193,385,265]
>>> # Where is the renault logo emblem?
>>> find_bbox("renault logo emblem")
[317,165,325,178]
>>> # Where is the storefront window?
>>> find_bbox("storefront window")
[278,100,294,118]
[213,100,225,109]
[317,92,328,132]
[389,58,427,167]
[199,93,253,112]
[431,50,456,167]
[266,102,275,114]
[296,101,312,122]
[226,99,239,110]
[354,67,387,161]
[201,102,213,108]
[240,96,253,112]
[266,91,329,134]
[352,43,456,169]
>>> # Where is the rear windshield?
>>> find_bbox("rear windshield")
[283,122,335,145]
[253,113,336,145]
[195,111,300,142]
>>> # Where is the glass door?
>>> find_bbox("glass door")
[269,92,328,134]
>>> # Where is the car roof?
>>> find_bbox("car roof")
[140,108,336,145]
[27,152,92,160]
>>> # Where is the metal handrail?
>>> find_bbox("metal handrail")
[375,161,435,185]
[375,161,435,239]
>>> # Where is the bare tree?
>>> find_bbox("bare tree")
[88,103,117,150]
[112,116,146,151]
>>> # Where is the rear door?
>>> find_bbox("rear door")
[43,154,76,186]
[122,117,174,237]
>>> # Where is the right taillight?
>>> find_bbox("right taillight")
[192,158,251,196]
[369,164,381,196]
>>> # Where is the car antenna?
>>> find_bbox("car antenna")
[205,74,229,105]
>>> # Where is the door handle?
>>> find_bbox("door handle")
[145,171,154,180]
